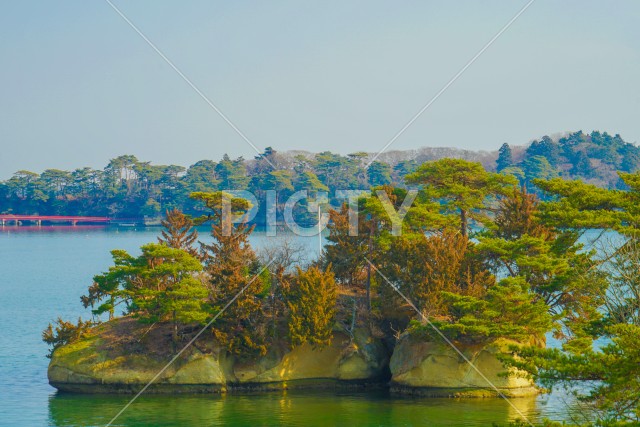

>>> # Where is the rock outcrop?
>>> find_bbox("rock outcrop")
[389,331,538,397]
[49,319,540,396]
[48,319,390,393]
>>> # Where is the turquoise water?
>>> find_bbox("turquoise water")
[0,226,575,427]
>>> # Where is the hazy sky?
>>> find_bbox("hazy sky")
[1,0,639,178]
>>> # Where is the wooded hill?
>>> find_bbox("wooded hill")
[1,130,637,221]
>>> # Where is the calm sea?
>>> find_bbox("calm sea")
[0,226,577,426]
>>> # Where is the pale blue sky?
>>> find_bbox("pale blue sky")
[1,0,639,178]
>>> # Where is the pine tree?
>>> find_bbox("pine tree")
[571,151,594,178]
[324,203,371,289]
[264,265,290,340]
[380,230,494,318]
[201,215,267,355]
[158,208,198,257]
[522,155,559,186]
[83,243,209,344]
[479,186,605,324]
[190,191,268,354]
[424,277,552,343]
[367,161,392,187]
[190,191,252,235]
[496,143,513,172]
[493,186,548,240]
[286,266,337,347]
[130,244,208,344]
[215,154,249,190]
[406,159,517,236]
[82,249,136,320]
[503,176,640,423]
[42,317,93,358]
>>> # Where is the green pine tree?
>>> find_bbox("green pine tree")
[496,143,513,172]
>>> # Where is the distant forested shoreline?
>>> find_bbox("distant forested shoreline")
[1,130,638,223]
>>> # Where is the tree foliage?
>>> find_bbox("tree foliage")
[84,244,209,343]
[199,197,267,355]
[380,230,493,318]
[496,143,513,172]
[42,317,93,358]
[406,158,517,236]
[412,278,552,344]
[4,131,639,222]
[286,266,337,347]
[158,208,198,256]
[503,174,640,424]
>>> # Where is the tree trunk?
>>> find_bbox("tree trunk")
[366,220,373,312]
[460,209,468,237]
[172,311,178,346]
[349,297,357,338]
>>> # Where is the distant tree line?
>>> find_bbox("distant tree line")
[3,130,639,222]
[497,130,640,189]
[0,149,402,223]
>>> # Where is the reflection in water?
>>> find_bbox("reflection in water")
[48,390,550,427]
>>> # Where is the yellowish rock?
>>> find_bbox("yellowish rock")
[48,319,388,393]
[389,333,538,397]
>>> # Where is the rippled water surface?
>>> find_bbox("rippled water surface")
[0,226,577,426]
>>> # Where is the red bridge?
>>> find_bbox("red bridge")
[0,214,111,226]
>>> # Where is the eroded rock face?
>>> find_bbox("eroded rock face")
[48,319,540,396]
[230,328,389,386]
[48,320,389,393]
[389,332,539,397]
[47,332,228,393]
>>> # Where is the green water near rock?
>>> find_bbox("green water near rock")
[0,227,578,426]
[48,391,560,427]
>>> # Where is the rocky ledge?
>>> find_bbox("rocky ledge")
[389,331,539,397]
[48,318,390,393]
[49,319,539,396]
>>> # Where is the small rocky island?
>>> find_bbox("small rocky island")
[48,318,537,397]
[45,162,571,398]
